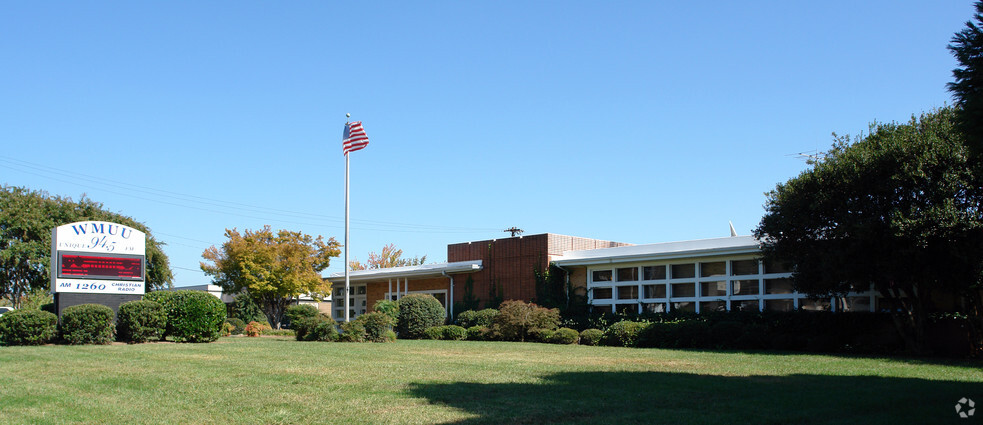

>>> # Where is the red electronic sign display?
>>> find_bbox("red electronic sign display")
[59,254,144,280]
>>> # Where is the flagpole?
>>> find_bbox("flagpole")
[344,114,351,323]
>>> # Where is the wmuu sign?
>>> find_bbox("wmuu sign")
[50,221,147,295]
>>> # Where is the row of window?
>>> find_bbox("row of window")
[591,259,790,283]
[592,278,794,300]
[591,295,873,314]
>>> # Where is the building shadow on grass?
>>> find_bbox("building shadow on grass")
[407,370,982,424]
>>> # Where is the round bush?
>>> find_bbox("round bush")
[549,327,580,345]
[441,325,467,341]
[579,328,604,346]
[467,326,489,341]
[147,290,226,343]
[529,328,555,343]
[359,312,396,342]
[284,304,319,328]
[457,308,499,328]
[295,314,338,341]
[117,300,166,343]
[455,310,479,328]
[602,320,648,347]
[396,294,446,339]
[423,326,444,340]
[0,309,58,346]
[245,321,263,337]
[60,304,115,345]
[226,317,246,335]
[339,320,366,342]
[373,300,400,323]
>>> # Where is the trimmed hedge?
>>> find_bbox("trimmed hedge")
[284,304,319,329]
[0,309,58,346]
[396,294,445,339]
[359,312,396,343]
[579,329,603,346]
[226,318,246,335]
[145,290,226,343]
[339,320,366,342]
[423,326,444,340]
[294,314,338,341]
[60,304,115,345]
[467,326,490,341]
[549,327,580,345]
[602,320,649,347]
[117,300,166,343]
[455,308,499,328]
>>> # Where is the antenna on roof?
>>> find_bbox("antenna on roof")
[729,221,738,237]
[504,227,524,237]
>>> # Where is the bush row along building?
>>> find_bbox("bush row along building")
[325,233,882,322]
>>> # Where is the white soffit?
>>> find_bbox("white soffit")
[326,260,483,283]
[552,236,761,266]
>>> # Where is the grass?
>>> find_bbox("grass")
[0,337,980,424]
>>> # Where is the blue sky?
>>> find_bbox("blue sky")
[1,1,972,287]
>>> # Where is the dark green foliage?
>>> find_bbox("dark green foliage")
[226,317,246,335]
[492,300,560,342]
[117,300,166,343]
[949,1,983,159]
[284,304,319,328]
[533,263,568,310]
[339,320,366,342]
[460,275,480,312]
[0,309,57,345]
[294,314,338,342]
[231,295,266,324]
[754,108,983,354]
[423,326,443,340]
[440,325,467,341]
[601,321,648,347]
[60,304,115,345]
[40,303,55,314]
[529,328,554,343]
[396,293,445,339]
[372,300,399,323]
[455,308,499,328]
[486,280,504,310]
[549,327,580,345]
[358,312,396,342]
[578,329,603,346]
[466,326,489,341]
[147,290,226,343]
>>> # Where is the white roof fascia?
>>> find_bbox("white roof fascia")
[552,236,761,267]
[326,260,483,284]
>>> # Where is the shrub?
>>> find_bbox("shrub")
[456,308,499,328]
[245,321,263,337]
[262,328,295,336]
[396,294,446,339]
[226,317,246,335]
[147,290,226,343]
[60,304,115,345]
[381,329,397,342]
[294,314,337,341]
[601,321,648,347]
[441,325,467,341]
[529,328,555,343]
[424,326,444,340]
[373,300,399,323]
[493,300,559,341]
[222,322,235,336]
[339,320,366,342]
[358,312,396,343]
[549,327,580,345]
[231,295,267,323]
[579,328,604,346]
[117,300,166,343]
[284,304,319,328]
[466,326,489,341]
[0,309,58,346]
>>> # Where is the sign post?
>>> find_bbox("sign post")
[50,221,147,318]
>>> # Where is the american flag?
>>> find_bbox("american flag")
[342,121,369,155]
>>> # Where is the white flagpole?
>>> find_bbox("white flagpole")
[344,114,351,323]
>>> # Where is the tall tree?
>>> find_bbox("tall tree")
[949,0,983,158]
[348,243,426,270]
[201,226,340,328]
[0,185,173,307]
[754,108,983,354]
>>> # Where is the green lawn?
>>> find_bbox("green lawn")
[0,337,980,424]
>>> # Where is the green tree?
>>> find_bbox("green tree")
[200,225,340,329]
[0,186,173,307]
[348,243,426,270]
[949,1,983,158]
[754,108,983,354]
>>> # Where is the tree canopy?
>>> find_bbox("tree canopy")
[200,225,340,328]
[348,243,426,271]
[949,0,983,158]
[0,185,173,307]
[754,108,983,353]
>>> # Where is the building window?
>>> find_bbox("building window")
[733,300,760,312]
[671,282,695,298]
[593,287,613,299]
[643,265,666,280]
[731,280,760,296]
[699,300,726,312]
[731,259,759,275]
[617,286,638,300]
[592,270,613,282]
[700,262,725,277]
[672,301,695,312]
[356,286,367,295]
[642,302,666,313]
[765,278,794,294]
[700,281,727,297]
[615,304,637,314]
[765,299,794,312]
[643,284,666,299]
[617,267,638,282]
[671,264,695,279]
[800,298,831,311]
[592,305,613,315]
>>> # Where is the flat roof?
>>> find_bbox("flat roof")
[552,236,760,266]
[326,260,483,284]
